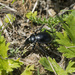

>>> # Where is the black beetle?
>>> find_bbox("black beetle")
[23,30,53,56]
[21,24,55,56]
[25,31,52,45]
[24,24,53,46]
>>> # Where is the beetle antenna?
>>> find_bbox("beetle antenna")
[35,24,45,33]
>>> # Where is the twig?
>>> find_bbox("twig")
[6,14,12,25]
[59,56,65,70]
[46,55,57,75]
[32,0,39,13]
[27,0,39,22]
[0,2,17,12]
[0,18,11,41]
[65,46,75,49]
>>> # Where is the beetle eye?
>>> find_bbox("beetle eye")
[29,38,31,41]
[31,37,35,41]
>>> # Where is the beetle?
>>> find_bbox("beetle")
[19,24,56,57]
[24,30,53,56]
[25,31,52,45]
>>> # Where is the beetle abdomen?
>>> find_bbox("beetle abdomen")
[35,32,52,43]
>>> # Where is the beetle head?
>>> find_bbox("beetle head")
[24,34,35,45]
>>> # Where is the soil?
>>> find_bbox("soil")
[0,0,75,75]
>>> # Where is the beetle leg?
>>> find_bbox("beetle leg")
[46,43,62,57]
[38,43,50,56]
[31,41,36,50]
[47,30,55,33]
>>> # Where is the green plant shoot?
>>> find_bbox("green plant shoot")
[26,11,37,19]
[4,14,15,24]
[56,10,75,58]
[39,57,75,75]
[21,65,34,75]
